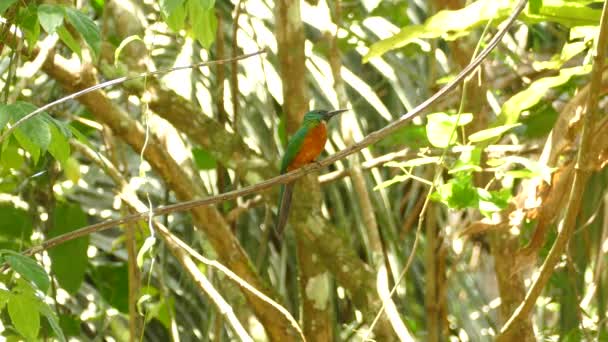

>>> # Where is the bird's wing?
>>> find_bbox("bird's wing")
[275,182,294,236]
[280,126,309,174]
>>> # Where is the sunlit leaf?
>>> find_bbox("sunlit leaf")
[188,0,217,49]
[164,1,186,31]
[498,66,590,126]
[64,157,81,184]
[8,292,40,340]
[364,0,511,61]
[38,4,65,34]
[425,112,472,148]
[468,123,521,142]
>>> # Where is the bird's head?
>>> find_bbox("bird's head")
[302,109,348,125]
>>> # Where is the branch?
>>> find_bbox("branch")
[19,0,528,260]
[497,1,608,339]
[0,49,266,145]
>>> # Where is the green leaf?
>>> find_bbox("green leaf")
[498,66,590,126]
[48,124,70,166]
[477,188,511,215]
[468,123,521,143]
[0,0,17,14]
[65,7,101,57]
[432,174,478,209]
[425,112,472,148]
[4,253,50,293]
[49,203,89,294]
[20,5,41,51]
[188,0,217,48]
[13,128,40,163]
[57,25,81,57]
[136,236,156,268]
[58,313,81,337]
[0,204,33,250]
[0,288,10,310]
[192,148,217,170]
[164,1,186,31]
[8,292,40,341]
[8,102,52,153]
[38,4,65,34]
[38,301,67,342]
[364,0,512,61]
[160,0,185,17]
[64,157,81,184]
[529,0,542,14]
[1,141,24,171]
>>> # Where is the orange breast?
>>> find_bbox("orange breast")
[287,123,328,171]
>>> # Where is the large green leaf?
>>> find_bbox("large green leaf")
[468,123,521,142]
[4,252,50,293]
[7,102,52,157]
[49,203,89,294]
[8,292,40,341]
[0,0,17,14]
[38,4,65,34]
[498,65,590,126]
[65,7,101,57]
[425,112,472,148]
[188,0,217,49]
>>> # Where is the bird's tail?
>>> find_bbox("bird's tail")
[275,182,294,236]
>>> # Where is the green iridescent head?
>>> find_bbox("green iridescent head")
[302,109,348,125]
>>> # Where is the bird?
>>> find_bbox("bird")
[275,108,348,235]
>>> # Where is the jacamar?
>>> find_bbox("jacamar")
[275,109,348,235]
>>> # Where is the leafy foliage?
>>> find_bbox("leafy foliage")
[0,0,607,340]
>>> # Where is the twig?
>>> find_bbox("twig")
[16,0,528,260]
[0,50,266,144]
[497,1,608,339]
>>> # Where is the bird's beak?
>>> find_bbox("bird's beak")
[326,109,348,120]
